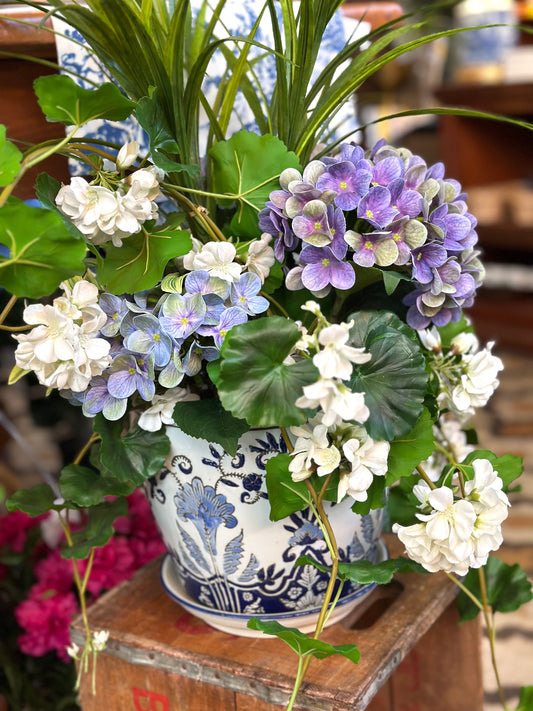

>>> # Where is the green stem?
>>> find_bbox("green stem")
[416,464,437,490]
[0,295,17,328]
[444,572,483,611]
[264,292,290,319]
[285,655,306,711]
[478,567,509,711]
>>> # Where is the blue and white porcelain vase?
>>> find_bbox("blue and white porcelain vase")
[146,426,386,636]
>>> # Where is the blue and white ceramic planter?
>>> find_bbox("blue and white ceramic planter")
[146,426,385,635]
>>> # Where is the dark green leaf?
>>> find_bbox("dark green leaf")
[96,228,192,293]
[348,311,428,441]
[171,399,250,456]
[210,131,300,237]
[457,557,533,622]
[246,618,360,663]
[215,316,318,427]
[517,686,533,711]
[460,450,523,490]
[59,464,135,507]
[95,416,170,486]
[0,198,87,298]
[386,476,420,527]
[35,172,89,240]
[382,270,411,296]
[62,498,128,560]
[0,125,22,186]
[265,453,312,520]
[297,553,426,581]
[34,75,136,125]
[6,485,57,516]
[386,408,435,485]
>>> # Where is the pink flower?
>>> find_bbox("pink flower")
[79,535,136,596]
[34,550,73,592]
[0,510,44,553]
[129,537,166,568]
[16,589,78,662]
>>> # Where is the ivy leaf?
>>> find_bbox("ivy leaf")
[0,125,22,186]
[210,131,300,237]
[34,75,136,125]
[0,198,87,298]
[171,399,250,456]
[95,416,170,486]
[457,557,533,622]
[62,498,128,560]
[96,228,192,293]
[59,464,135,507]
[6,485,58,517]
[517,687,533,711]
[348,310,428,441]
[461,450,523,490]
[214,316,318,427]
[386,408,435,485]
[265,453,312,521]
[247,618,360,663]
[296,554,425,584]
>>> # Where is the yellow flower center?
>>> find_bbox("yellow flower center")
[314,221,322,231]
[322,258,330,267]
[180,317,189,325]
[366,209,374,219]
[393,232,401,242]
[339,181,348,190]
[152,333,161,342]
[128,367,136,375]
[365,240,374,251]
[219,328,227,338]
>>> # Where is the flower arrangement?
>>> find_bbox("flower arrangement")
[1,1,532,709]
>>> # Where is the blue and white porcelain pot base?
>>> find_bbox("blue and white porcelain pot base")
[146,426,386,635]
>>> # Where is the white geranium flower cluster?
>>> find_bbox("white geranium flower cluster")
[14,280,111,392]
[288,301,389,503]
[419,326,503,420]
[420,414,475,482]
[55,143,160,248]
[183,236,275,285]
[137,386,200,432]
[393,459,509,575]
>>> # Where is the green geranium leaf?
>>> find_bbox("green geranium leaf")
[59,464,135,507]
[62,498,128,560]
[386,408,435,485]
[246,618,360,663]
[96,228,192,293]
[457,557,533,622]
[348,311,428,441]
[0,198,87,298]
[517,686,533,711]
[210,131,300,237]
[34,75,136,125]
[297,554,426,584]
[351,477,388,516]
[215,316,318,427]
[265,453,312,520]
[382,270,411,296]
[171,399,249,456]
[95,416,170,486]
[6,485,58,516]
[461,450,523,490]
[0,125,22,186]
[136,91,200,177]
[386,476,420,527]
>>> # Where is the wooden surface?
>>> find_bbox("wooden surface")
[72,535,483,711]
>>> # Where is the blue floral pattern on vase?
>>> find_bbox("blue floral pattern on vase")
[146,426,385,616]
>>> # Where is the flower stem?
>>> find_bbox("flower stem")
[416,464,437,490]
[478,566,509,711]
[0,294,17,328]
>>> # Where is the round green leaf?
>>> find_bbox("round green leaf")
[0,125,22,187]
[0,198,87,298]
[215,316,318,427]
[347,311,428,441]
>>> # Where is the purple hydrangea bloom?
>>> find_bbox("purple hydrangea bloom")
[230,273,269,315]
[258,202,297,261]
[124,313,173,368]
[181,340,219,377]
[299,245,355,291]
[371,155,405,187]
[98,293,130,337]
[292,199,333,247]
[198,307,248,349]
[185,269,230,300]
[315,161,372,211]
[82,375,128,421]
[411,242,448,284]
[159,293,207,341]
[107,354,156,401]
[357,185,398,229]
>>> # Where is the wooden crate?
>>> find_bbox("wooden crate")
[71,536,483,711]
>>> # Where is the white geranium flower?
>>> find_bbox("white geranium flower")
[296,379,369,427]
[116,140,139,170]
[191,242,242,283]
[13,280,111,392]
[464,458,510,509]
[338,430,389,502]
[418,326,442,353]
[288,420,340,481]
[137,387,199,432]
[313,323,371,381]
[92,630,109,652]
[450,331,478,355]
[245,233,275,283]
[55,177,121,240]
